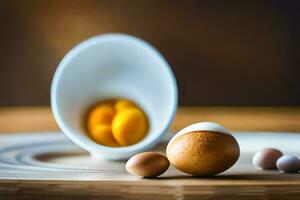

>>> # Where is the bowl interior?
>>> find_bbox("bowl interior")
[51,34,177,155]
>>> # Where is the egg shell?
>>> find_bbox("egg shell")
[168,122,231,145]
[252,148,283,170]
[276,155,300,173]
[126,152,170,178]
[167,122,240,176]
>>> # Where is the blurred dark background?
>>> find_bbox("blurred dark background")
[0,0,299,106]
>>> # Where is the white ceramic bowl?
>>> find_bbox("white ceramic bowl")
[51,34,178,160]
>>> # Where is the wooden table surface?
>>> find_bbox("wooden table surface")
[1,106,300,200]
[1,106,300,133]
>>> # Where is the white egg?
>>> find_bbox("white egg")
[276,155,300,173]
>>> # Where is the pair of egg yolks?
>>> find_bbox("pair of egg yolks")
[86,100,148,147]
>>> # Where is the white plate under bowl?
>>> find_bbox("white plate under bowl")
[0,132,299,180]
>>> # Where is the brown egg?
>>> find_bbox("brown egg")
[167,122,240,176]
[252,148,283,169]
[126,152,170,178]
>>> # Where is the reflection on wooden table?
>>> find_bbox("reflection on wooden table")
[0,106,300,133]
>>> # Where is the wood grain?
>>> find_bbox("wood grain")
[1,180,300,200]
[0,106,300,133]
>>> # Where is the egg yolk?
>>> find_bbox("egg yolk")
[90,125,119,147]
[86,99,148,147]
[87,104,115,132]
[112,108,148,146]
[115,99,137,113]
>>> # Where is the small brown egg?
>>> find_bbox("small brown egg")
[252,148,283,169]
[276,155,300,173]
[126,152,170,178]
[167,122,240,176]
